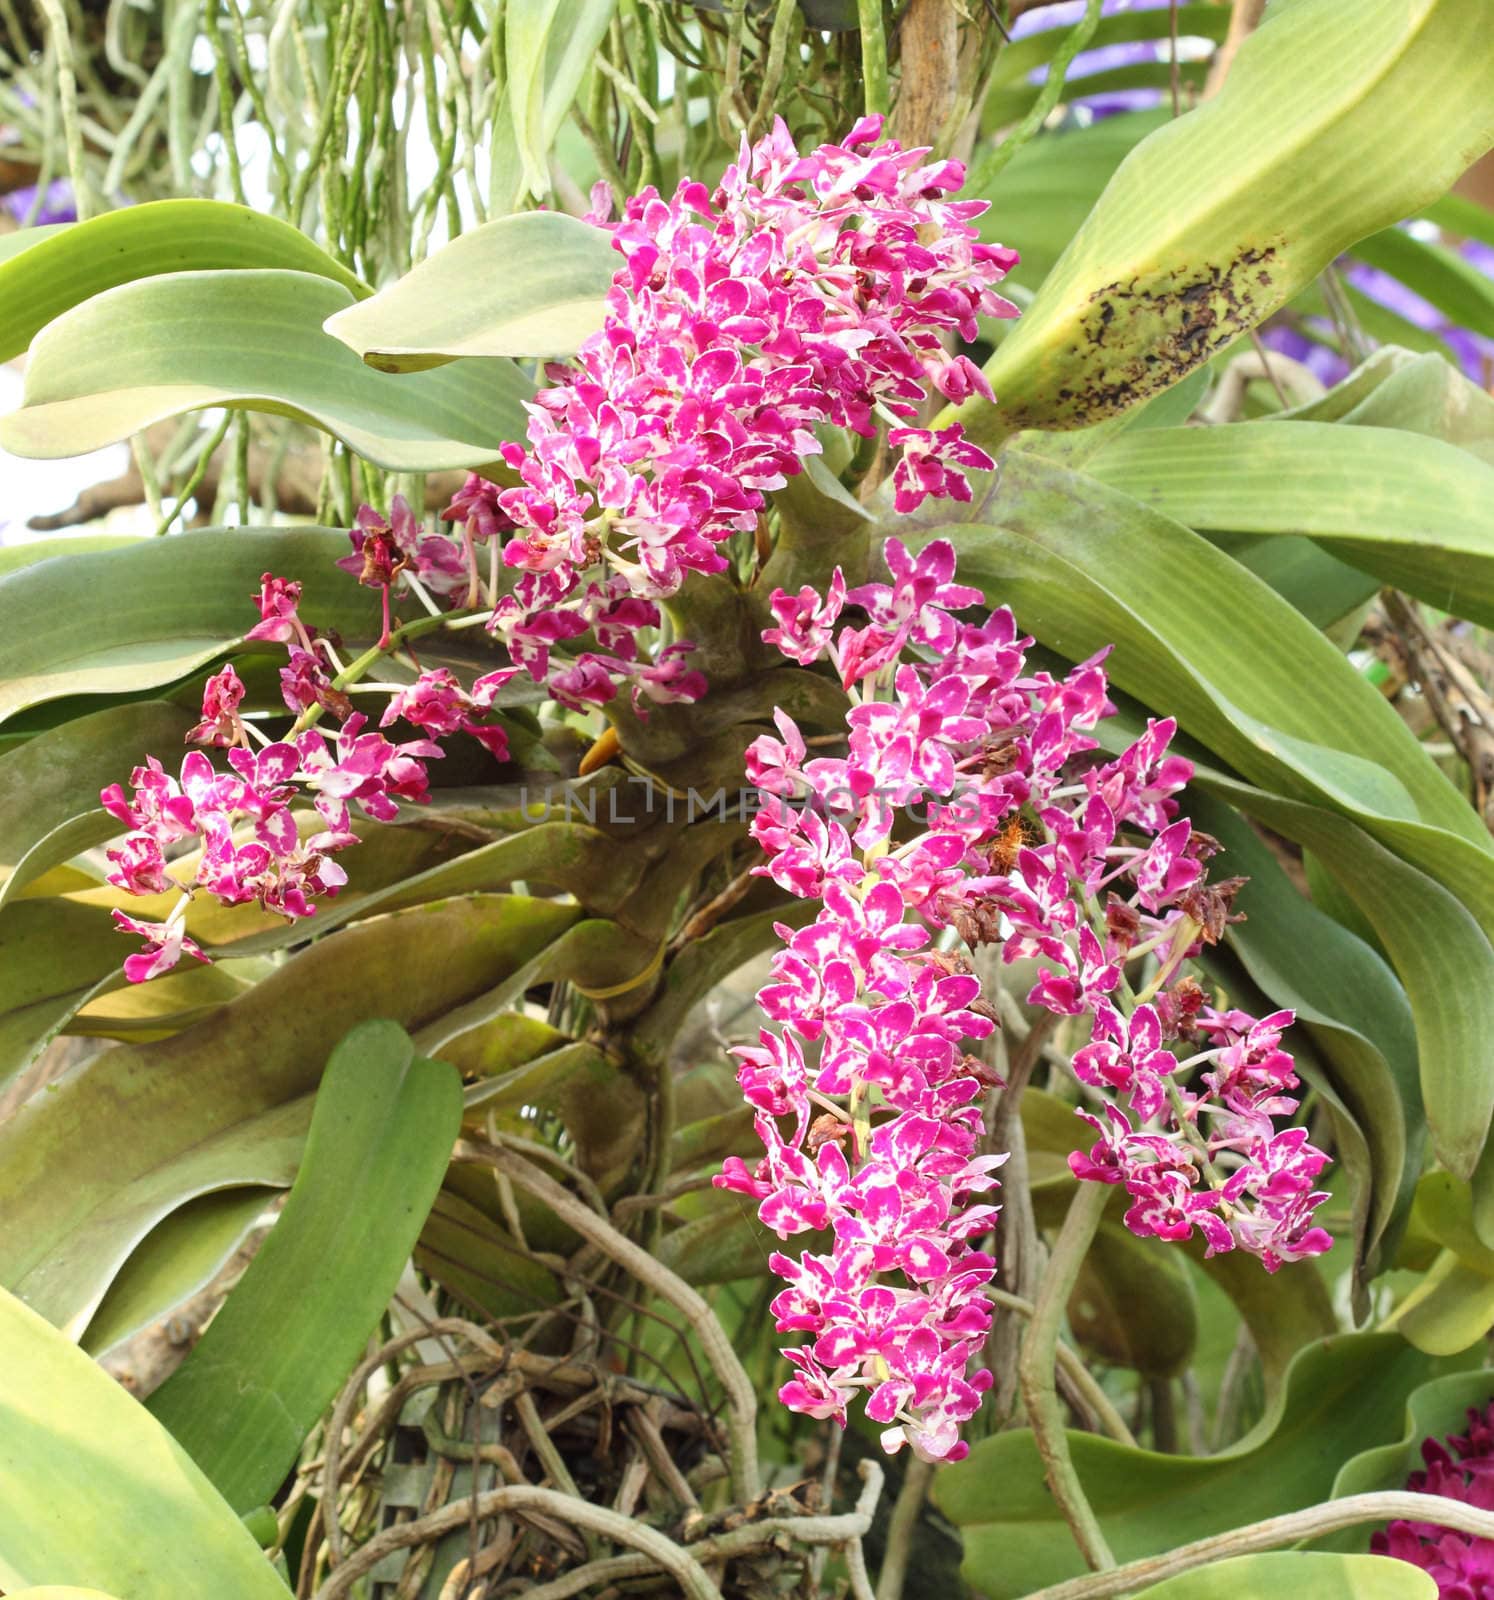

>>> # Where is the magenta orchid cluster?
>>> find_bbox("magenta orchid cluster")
[437,112,1018,712]
[101,111,1023,984]
[102,573,516,981]
[1373,1399,1494,1597]
[718,535,1332,1460]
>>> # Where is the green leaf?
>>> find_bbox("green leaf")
[969,110,1165,303]
[1384,1251,1494,1358]
[1413,1172,1494,1272]
[0,1285,291,1597]
[0,270,532,472]
[0,528,378,726]
[0,701,194,907]
[147,1022,461,1512]
[325,211,616,372]
[929,455,1486,851]
[1070,1223,1198,1378]
[11,1589,134,1599]
[1192,1243,1338,1397]
[1373,1174,1494,1356]
[656,1189,789,1286]
[633,903,816,1075]
[1471,1122,1494,1253]
[0,224,70,264]
[1271,346,1494,468]
[669,1105,755,1175]
[415,1187,560,1321]
[0,899,130,1088]
[404,914,645,1060]
[1420,192,1494,249]
[1330,1367,1494,1536]
[81,1188,271,1357]
[0,199,364,363]
[508,0,566,200]
[0,894,578,1337]
[1130,1554,1437,1600]
[0,535,141,579]
[1088,422,1494,629]
[932,1332,1438,1598]
[69,961,263,1043]
[454,1038,645,1193]
[1203,531,1379,634]
[1126,366,1213,433]
[956,0,1494,441]
[491,0,618,213]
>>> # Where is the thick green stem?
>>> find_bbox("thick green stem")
[874,1457,933,1600]
[749,0,801,136]
[287,606,477,735]
[857,0,890,118]
[33,0,94,217]
[988,1288,1136,1448]
[1017,1177,1116,1572]
[153,413,233,537]
[206,0,246,204]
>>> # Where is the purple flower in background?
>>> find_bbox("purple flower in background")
[1345,244,1494,386]
[1009,0,1205,119]
[2,177,77,226]
[1254,322,1353,389]
[1260,233,1494,391]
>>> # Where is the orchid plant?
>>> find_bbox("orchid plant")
[100,111,1328,1477]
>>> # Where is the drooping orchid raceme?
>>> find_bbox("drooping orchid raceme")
[721,536,1333,1461]
[101,576,518,980]
[438,113,1019,712]
[101,662,439,980]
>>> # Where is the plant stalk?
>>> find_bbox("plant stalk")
[857,0,889,118]
[875,1456,934,1600]
[982,0,1102,179]
[1017,1176,1116,1572]
[988,1288,1136,1449]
